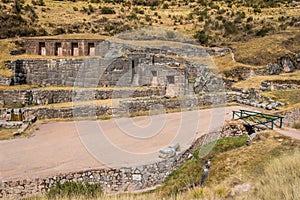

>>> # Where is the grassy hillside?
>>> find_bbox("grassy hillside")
[0,0,299,42]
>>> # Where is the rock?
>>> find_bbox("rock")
[168,142,180,151]
[280,56,295,73]
[132,174,142,181]
[268,63,282,75]
[261,103,266,109]
[277,102,285,107]
[159,147,176,159]
[266,104,273,110]
[271,103,277,109]
[230,183,251,196]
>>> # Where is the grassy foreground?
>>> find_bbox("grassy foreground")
[24,130,300,200]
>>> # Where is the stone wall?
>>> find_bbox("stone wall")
[0,89,289,120]
[260,80,300,91]
[5,57,190,96]
[0,75,11,86]
[0,88,163,106]
[119,93,234,113]
[234,88,285,110]
[281,108,300,127]
[0,92,235,120]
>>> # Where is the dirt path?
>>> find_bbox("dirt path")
[274,127,300,140]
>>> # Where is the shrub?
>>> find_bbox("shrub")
[292,122,300,129]
[247,16,253,22]
[224,21,237,35]
[132,7,144,14]
[162,3,169,9]
[88,4,94,13]
[256,26,273,37]
[194,30,211,45]
[216,15,223,21]
[47,182,103,199]
[100,6,115,14]
[127,13,138,20]
[73,6,78,11]
[145,14,151,22]
[32,0,45,6]
[253,7,262,13]
[132,0,160,6]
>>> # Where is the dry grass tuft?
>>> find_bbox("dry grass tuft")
[233,70,300,89]
[244,150,300,200]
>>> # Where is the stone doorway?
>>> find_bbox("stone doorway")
[38,42,46,56]
[55,43,62,56]
[72,42,79,56]
[88,43,95,56]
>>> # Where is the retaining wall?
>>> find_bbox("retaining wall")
[0,93,235,120]
[0,88,164,106]
[282,108,300,127]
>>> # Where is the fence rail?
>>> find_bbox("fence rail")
[232,109,284,130]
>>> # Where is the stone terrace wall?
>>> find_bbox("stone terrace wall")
[0,75,10,85]
[0,131,227,199]
[282,108,300,127]
[120,93,235,113]
[260,80,300,91]
[0,88,163,106]
[0,93,236,120]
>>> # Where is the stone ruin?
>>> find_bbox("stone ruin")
[5,40,225,97]
[25,38,104,56]
[0,108,37,137]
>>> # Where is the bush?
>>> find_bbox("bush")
[127,13,138,20]
[132,7,144,14]
[292,122,300,129]
[253,7,262,13]
[256,26,273,37]
[100,6,115,14]
[47,182,103,199]
[88,4,94,13]
[132,0,160,6]
[145,14,151,22]
[162,3,169,9]
[32,0,45,6]
[194,30,211,45]
[224,21,237,35]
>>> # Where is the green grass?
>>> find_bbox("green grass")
[46,182,103,199]
[156,136,248,196]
